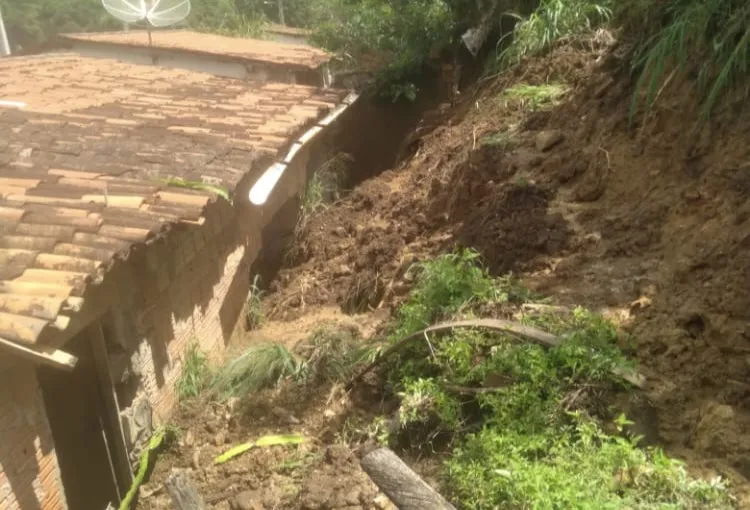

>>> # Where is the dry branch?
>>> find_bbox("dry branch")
[346,319,645,390]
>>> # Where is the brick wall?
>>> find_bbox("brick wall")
[110,137,313,429]
[0,363,66,510]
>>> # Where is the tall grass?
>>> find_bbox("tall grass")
[212,343,303,398]
[499,0,613,67]
[629,0,750,118]
[176,344,211,401]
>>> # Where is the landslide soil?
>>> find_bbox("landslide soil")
[142,33,750,508]
[265,35,750,498]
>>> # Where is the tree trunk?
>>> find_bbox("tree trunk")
[360,448,457,510]
[165,469,207,510]
[277,0,286,25]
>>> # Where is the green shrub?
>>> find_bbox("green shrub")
[390,249,498,339]
[498,0,613,68]
[379,253,735,509]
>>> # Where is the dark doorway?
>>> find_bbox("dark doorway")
[37,332,120,510]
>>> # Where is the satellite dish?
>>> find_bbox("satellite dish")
[102,0,191,28]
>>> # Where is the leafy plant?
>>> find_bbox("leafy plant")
[498,0,613,68]
[176,343,211,401]
[390,249,498,340]
[214,433,305,464]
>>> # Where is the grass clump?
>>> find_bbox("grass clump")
[502,83,570,111]
[628,0,750,118]
[212,343,303,398]
[375,252,735,509]
[245,275,265,331]
[297,325,378,384]
[176,344,211,401]
[499,0,613,68]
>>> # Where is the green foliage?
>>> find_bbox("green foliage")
[312,0,458,89]
[0,0,118,51]
[162,177,232,203]
[0,0,266,51]
[297,325,377,383]
[380,253,734,509]
[448,416,734,510]
[176,343,212,400]
[502,83,570,111]
[245,275,264,330]
[212,343,303,398]
[498,0,613,68]
[629,0,750,118]
[390,249,498,340]
[301,171,327,218]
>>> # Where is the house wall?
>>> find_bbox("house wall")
[0,363,66,510]
[104,143,314,454]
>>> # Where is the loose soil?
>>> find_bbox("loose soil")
[142,32,750,508]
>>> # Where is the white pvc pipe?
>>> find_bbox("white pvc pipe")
[0,100,25,109]
[0,8,11,56]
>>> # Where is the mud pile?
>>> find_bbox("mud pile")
[265,35,750,495]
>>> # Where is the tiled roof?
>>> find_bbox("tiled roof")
[60,30,331,70]
[0,52,347,359]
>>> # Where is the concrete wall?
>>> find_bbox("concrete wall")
[68,41,323,86]
[0,363,66,510]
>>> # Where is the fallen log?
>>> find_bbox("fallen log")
[360,448,457,510]
[346,319,646,390]
[165,469,207,510]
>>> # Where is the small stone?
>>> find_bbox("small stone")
[214,432,227,446]
[230,490,263,510]
[535,130,564,152]
[271,406,301,425]
[334,226,348,237]
[184,430,195,447]
[334,264,353,277]
[374,493,396,510]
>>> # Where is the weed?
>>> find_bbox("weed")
[176,343,211,401]
[245,275,264,331]
[161,177,231,203]
[480,129,518,150]
[301,172,327,219]
[629,0,750,118]
[212,343,303,399]
[499,0,613,68]
[297,324,376,383]
[502,83,569,111]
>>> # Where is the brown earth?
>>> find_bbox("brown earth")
[142,32,750,508]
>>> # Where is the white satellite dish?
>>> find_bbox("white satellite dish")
[102,0,191,28]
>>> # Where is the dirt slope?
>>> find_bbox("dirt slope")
[266,34,750,494]
[141,33,750,508]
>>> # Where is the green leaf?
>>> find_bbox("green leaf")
[214,433,305,464]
